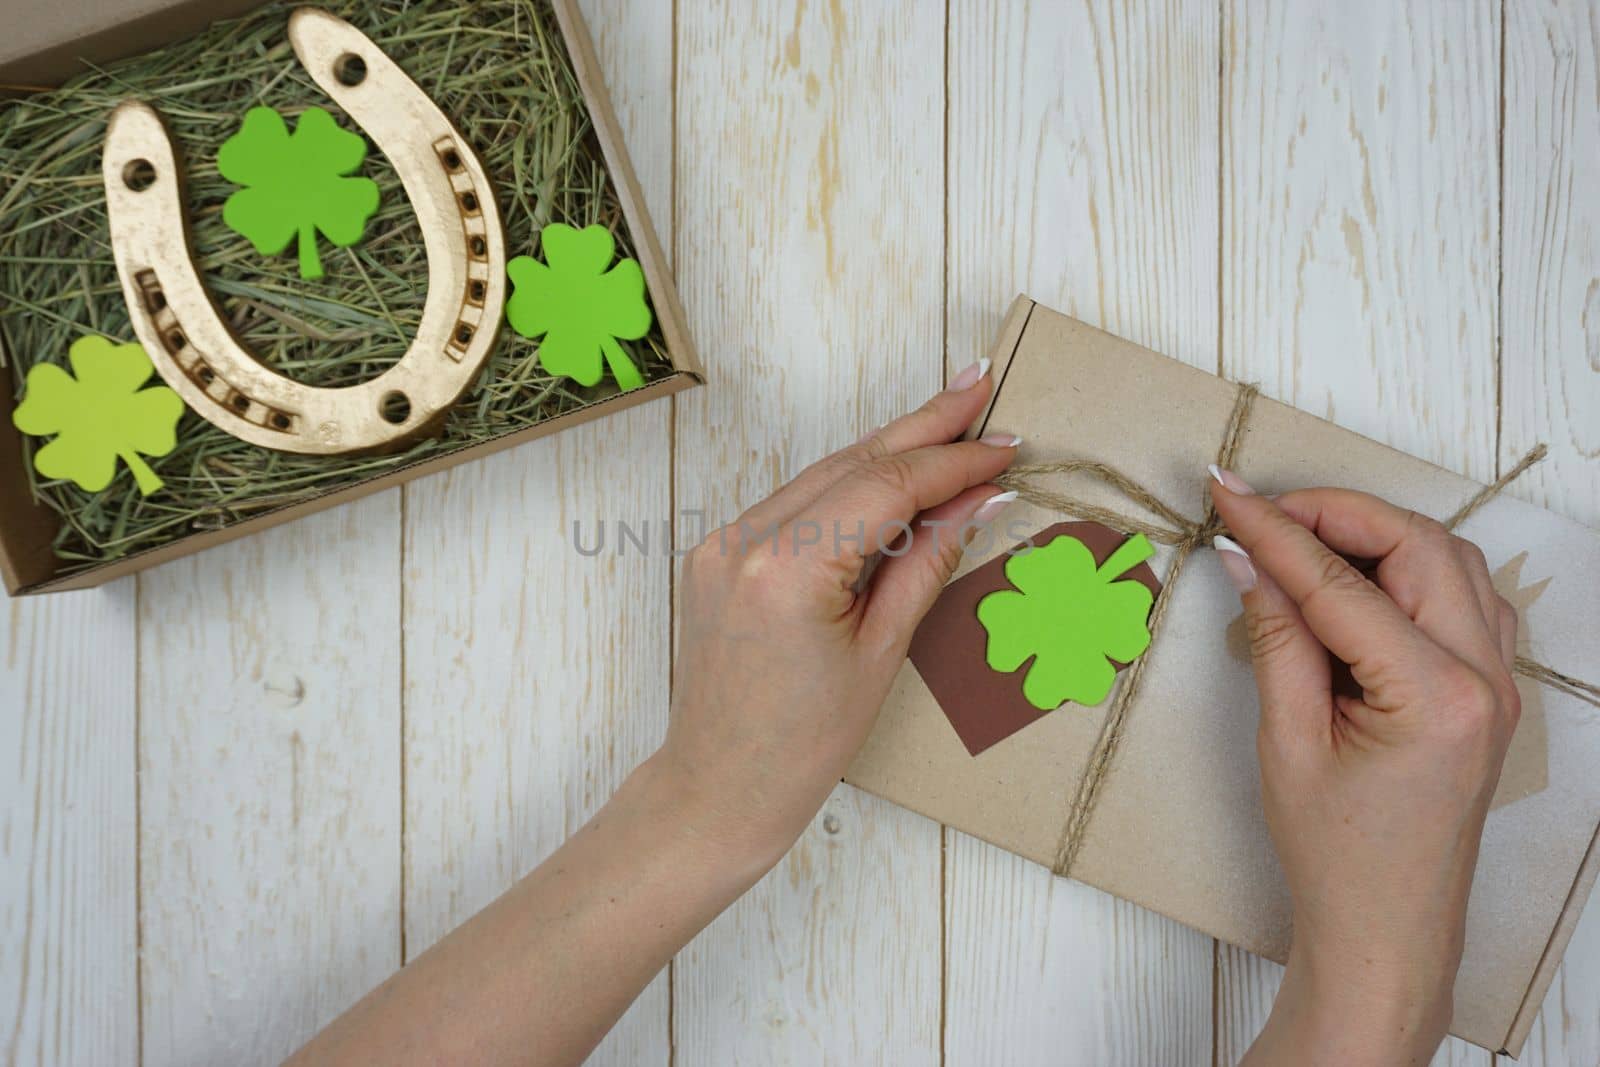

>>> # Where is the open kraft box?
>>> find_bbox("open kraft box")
[0,0,700,596]
[847,296,1600,1057]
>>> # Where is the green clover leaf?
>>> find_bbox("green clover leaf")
[506,223,653,391]
[976,532,1157,710]
[218,106,381,280]
[12,336,185,496]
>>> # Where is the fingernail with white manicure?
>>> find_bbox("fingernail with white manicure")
[979,433,1023,448]
[974,490,1017,523]
[947,357,991,392]
[1208,464,1256,495]
[1214,535,1257,594]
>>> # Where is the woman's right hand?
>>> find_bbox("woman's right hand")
[1207,472,1521,1066]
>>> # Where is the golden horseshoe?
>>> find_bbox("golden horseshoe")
[101,8,507,454]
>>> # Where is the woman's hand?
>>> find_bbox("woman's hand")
[288,365,1017,1067]
[1209,471,1520,1066]
[658,359,1020,872]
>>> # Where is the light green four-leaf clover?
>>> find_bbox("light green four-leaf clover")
[12,336,184,495]
[977,532,1156,710]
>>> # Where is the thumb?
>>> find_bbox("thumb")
[1216,535,1332,748]
[860,486,1016,649]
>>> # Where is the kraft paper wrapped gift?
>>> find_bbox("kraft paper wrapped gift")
[846,296,1600,1056]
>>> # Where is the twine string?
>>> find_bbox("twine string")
[994,387,1598,879]
[1441,444,1549,531]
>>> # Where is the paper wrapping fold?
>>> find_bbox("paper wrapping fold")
[845,296,1600,1056]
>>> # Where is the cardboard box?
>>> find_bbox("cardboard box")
[0,0,701,595]
[847,296,1600,1056]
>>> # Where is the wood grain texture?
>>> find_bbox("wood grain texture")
[398,0,675,1063]
[1500,2,1600,1063]
[670,0,945,1060]
[947,0,1222,374]
[399,410,673,1066]
[1224,0,1501,480]
[1221,1,1500,1063]
[1213,944,1279,1061]
[0,584,138,1067]
[137,497,402,1065]
[944,2,1219,1062]
[5,4,1596,1065]
[945,834,1212,1066]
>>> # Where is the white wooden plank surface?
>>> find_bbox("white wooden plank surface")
[0,584,138,1067]
[670,0,945,1061]
[943,1,1219,1062]
[1500,2,1600,1064]
[1223,0,1500,479]
[945,838,1214,1067]
[398,0,675,1064]
[4,4,1598,1065]
[136,497,402,1065]
[400,411,673,1066]
[1214,945,1280,1061]
[1220,1,1501,1064]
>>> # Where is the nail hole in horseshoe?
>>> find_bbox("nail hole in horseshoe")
[168,329,187,351]
[468,279,487,304]
[459,191,479,214]
[454,322,474,346]
[271,412,292,430]
[196,364,215,385]
[230,393,251,413]
[334,53,367,86]
[441,147,463,171]
[469,235,487,259]
[380,391,411,424]
[123,159,157,192]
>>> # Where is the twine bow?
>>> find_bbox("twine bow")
[995,383,1600,879]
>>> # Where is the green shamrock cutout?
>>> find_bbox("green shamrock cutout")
[977,532,1157,711]
[12,336,185,496]
[506,223,652,391]
[218,106,380,280]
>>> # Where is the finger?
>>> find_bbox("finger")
[1455,537,1500,642]
[866,358,997,455]
[737,361,997,533]
[1452,537,1520,675]
[1496,598,1518,673]
[1209,479,1454,702]
[795,439,1020,584]
[1268,487,1503,673]
[1215,536,1333,749]
[859,485,1015,648]
[1454,537,1519,681]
